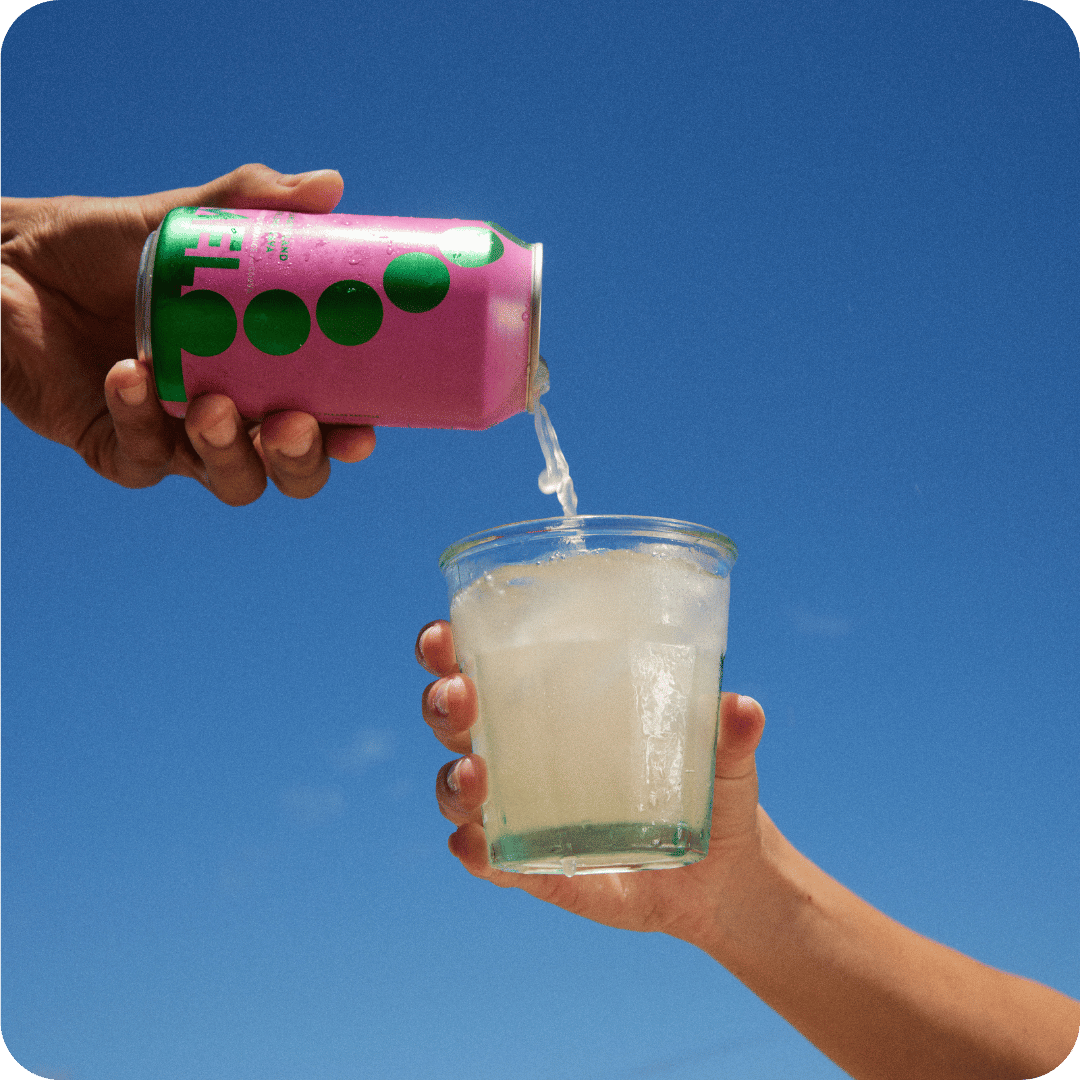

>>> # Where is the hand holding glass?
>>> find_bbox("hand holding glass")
[440,516,736,876]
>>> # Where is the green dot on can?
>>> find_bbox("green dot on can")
[383,252,450,313]
[244,290,311,355]
[438,227,504,268]
[174,290,236,356]
[316,280,384,346]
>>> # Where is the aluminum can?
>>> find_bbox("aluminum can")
[136,207,543,429]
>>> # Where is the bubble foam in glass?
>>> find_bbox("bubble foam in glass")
[440,516,736,876]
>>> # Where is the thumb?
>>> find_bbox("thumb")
[716,693,765,779]
[710,693,766,847]
[196,163,344,212]
[138,163,345,227]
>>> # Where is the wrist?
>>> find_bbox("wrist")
[686,805,806,970]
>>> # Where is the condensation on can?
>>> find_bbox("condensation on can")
[135,208,544,430]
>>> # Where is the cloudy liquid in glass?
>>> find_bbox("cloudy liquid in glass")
[450,547,729,875]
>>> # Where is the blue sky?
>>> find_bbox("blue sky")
[2,2,1078,1078]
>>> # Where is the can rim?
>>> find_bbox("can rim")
[526,242,543,412]
[135,225,159,369]
[438,514,737,571]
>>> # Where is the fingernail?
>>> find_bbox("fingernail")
[446,762,460,793]
[282,169,336,186]
[118,379,147,406]
[201,416,235,449]
[278,424,315,458]
[432,680,451,717]
[416,631,429,666]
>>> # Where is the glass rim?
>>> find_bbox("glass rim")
[438,514,737,571]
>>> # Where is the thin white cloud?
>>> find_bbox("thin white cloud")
[281,784,346,825]
[333,726,395,772]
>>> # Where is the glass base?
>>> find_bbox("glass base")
[488,821,707,876]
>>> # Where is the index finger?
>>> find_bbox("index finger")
[415,620,458,676]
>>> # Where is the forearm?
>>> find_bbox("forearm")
[695,808,1079,1080]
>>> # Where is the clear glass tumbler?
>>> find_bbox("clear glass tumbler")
[440,516,736,876]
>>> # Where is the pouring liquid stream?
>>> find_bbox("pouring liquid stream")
[534,398,578,517]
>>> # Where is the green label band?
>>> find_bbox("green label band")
[150,207,249,401]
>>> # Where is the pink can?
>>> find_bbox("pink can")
[136,207,544,429]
